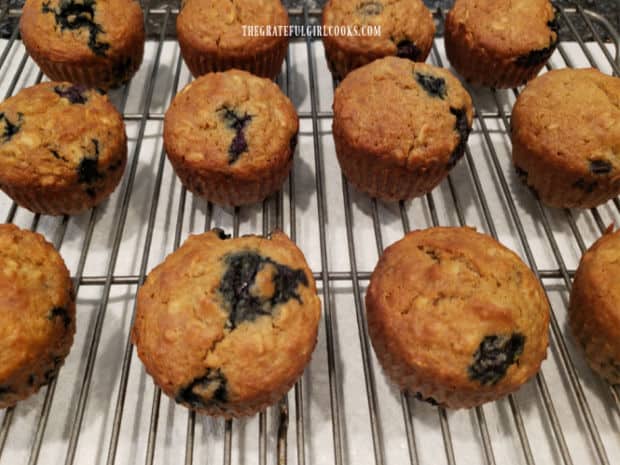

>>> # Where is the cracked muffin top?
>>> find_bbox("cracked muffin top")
[177,0,289,55]
[164,69,298,177]
[0,82,126,191]
[333,57,473,169]
[322,0,435,60]
[446,0,558,61]
[132,229,321,417]
[366,227,549,408]
[512,68,620,179]
[0,224,75,408]
[20,0,144,62]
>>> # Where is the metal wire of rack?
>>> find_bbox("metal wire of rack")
[0,2,618,465]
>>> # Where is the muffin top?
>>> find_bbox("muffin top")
[20,0,144,62]
[132,229,321,415]
[366,227,549,396]
[447,0,558,62]
[164,69,298,178]
[0,224,75,386]
[0,82,126,192]
[322,0,435,59]
[512,69,620,180]
[177,0,289,55]
[333,57,472,168]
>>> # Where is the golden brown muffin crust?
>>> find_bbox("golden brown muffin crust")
[333,57,472,168]
[0,224,75,408]
[366,227,549,408]
[511,68,620,208]
[20,0,144,63]
[177,0,288,56]
[322,0,435,67]
[447,0,557,58]
[132,230,321,417]
[569,228,620,384]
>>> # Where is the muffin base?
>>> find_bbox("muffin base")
[27,42,144,90]
[512,138,620,208]
[168,155,293,207]
[0,148,127,216]
[178,40,288,80]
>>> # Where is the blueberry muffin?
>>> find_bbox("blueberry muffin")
[177,0,289,79]
[322,0,435,80]
[132,229,321,418]
[569,227,620,385]
[164,69,298,206]
[332,57,473,201]
[366,227,550,408]
[0,82,127,215]
[445,0,558,88]
[0,224,75,408]
[511,68,620,208]
[20,0,144,89]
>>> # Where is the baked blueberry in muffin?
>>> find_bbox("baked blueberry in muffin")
[0,82,127,215]
[20,0,145,89]
[164,69,298,206]
[322,0,435,79]
[0,224,75,408]
[511,68,620,208]
[445,0,558,88]
[366,226,549,408]
[132,229,321,417]
[332,57,473,201]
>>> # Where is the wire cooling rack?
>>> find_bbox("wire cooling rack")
[0,2,618,465]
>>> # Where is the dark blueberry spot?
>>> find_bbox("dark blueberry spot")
[176,368,228,409]
[515,34,558,68]
[515,165,528,183]
[547,9,560,35]
[447,107,470,169]
[42,0,110,56]
[219,251,309,329]
[0,385,11,398]
[415,73,446,99]
[217,106,253,164]
[468,333,525,385]
[573,178,598,193]
[590,159,612,175]
[54,84,88,104]
[85,187,97,198]
[77,139,103,184]
[213,228,231,240]
[413,392,440,406]
[48,306,71,328]
[396,40,421,61]
[28,374,35,386]
[0,112,23,144]
[357,1,383,16]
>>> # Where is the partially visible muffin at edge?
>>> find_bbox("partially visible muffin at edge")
[20,0,145,89]
[177,0,289,79]
[164,69,298,206]
[511,68,620,208]
[332,57,473,201]
[445,0,558,88]
[322,0,435,80]
[132,229,321,418]
[569,227,620,385]
[366,227,550,408]
[0,82,127,215]
[0,224,75,409]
